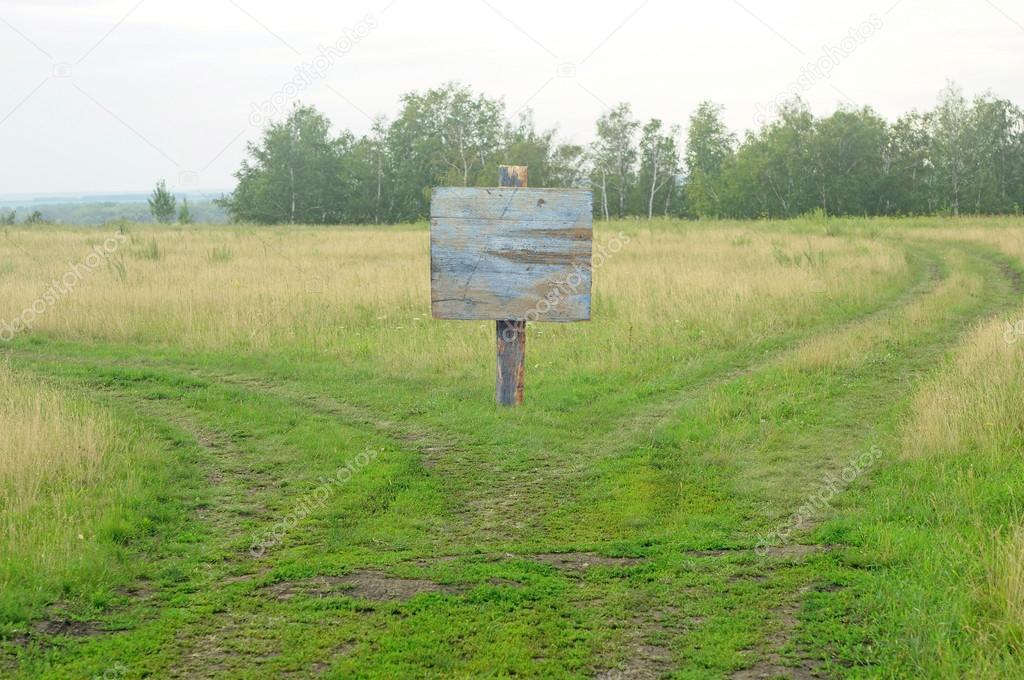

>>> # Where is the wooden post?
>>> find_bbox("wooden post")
[496,165,528,406]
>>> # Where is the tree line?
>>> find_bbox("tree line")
[218,81,1024,224]
[0,209,47,225]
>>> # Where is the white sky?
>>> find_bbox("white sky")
[1,0,1022,197]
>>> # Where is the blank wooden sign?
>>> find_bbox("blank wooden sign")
[430,187,593,322]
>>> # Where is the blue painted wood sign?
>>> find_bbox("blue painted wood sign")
[429,187,594,322]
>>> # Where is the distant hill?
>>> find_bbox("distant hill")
[0,191,229,225]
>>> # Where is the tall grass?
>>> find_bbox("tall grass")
[893,308,1024,675]
[978,524,1024,674]
[0,221,908,382]
[903,313,1024,458]
[0,361,135,621]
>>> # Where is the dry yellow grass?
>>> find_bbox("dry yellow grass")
[786,248,983,371]
[901,309,1024,459]
[904,224,1024,261]
[0,360,123,586]
[986,524,1024,634]
[0,361,108,514]
[971,524,1024,677]
[599,226,903,334]
[0,223,908,378]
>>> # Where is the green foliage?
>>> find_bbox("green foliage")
[107,254,128,284]
[178,198,194,225]
[591,103,640,219]
[208,245,233,263]
[772,242,826,268]
[694,84,1024,219]
[390,82,504,192]
[147,180,177,224]
[217,81,1024,225]
[219,85,598,225]
[23,210,46,225]
[638,119,681,219]
[218,105,354,225]
[685,101,736,217]
[0,210,15,225]
[132,238,162,261]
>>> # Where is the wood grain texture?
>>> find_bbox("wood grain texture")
[430,187,593,322]
[495,319,526,404]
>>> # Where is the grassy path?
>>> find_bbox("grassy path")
[1,236,1021,678]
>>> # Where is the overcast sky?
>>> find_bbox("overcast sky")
[1,0,1022,197]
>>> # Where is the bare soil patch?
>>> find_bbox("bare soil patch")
[730,586,823,680]
[531,552,644,572]
[266,571,462,602]
[593,604,690,679]
[172,618,278,679]
[596,645,672,680]
[687,544,834,559]
[117,582,157,601]
[32,618,101,637]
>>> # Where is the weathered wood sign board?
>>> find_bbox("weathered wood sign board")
[430,187,594,322]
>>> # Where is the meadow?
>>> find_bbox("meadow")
[0,216,1022,678]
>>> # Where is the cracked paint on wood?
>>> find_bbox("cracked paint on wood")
[430,187,594,322]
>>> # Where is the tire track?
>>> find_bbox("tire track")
[99,242,944,545]
[4,241,933,472]
[723,239,1024,679]
[3,241,944,550]
[447,241,946,541]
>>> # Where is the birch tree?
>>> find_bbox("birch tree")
[592,104,639,218]
[639,119,680,219]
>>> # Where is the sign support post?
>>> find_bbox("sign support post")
[496,165,528,406]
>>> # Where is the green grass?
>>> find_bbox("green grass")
[1,218,1023,678]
